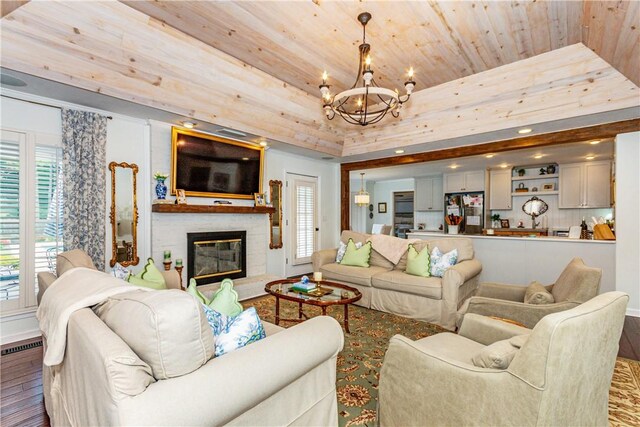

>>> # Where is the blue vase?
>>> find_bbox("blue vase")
[155,178,167,200]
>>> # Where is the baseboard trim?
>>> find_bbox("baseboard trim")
[1,329,42,346]
[626,308,640,317]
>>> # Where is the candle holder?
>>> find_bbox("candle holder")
[163,260,172,271]
[175,266,184,289]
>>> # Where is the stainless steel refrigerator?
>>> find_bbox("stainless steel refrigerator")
[444,192,484,235]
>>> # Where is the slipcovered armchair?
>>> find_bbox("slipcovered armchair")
[457,257,601,329]
[378,292,629,426]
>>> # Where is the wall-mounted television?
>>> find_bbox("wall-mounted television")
[171,127,264,199]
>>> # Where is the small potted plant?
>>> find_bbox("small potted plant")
[491,213,501,229]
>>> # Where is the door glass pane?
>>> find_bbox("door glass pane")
[295,182,315,260]
[34,145,64,293]
[0,140,20,301]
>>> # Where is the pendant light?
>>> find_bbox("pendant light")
[354,173,370,206]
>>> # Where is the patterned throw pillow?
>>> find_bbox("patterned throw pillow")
[405,244,431,277]
[110,263,131,281]
[202,305,265,357]
[336,240,363,263]
[430,247,458,278]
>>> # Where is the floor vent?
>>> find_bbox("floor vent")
[1,340,43,356]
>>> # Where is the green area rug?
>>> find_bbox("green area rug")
[246,296,640,427]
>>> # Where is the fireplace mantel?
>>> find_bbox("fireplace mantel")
[152,204,275,215]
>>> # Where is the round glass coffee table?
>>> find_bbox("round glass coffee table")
[265,279,362,333]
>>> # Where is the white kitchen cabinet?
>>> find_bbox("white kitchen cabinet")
[415,176,444,211]
[559,161,611,208]
[489,169,512,210]
[444,170,485,193]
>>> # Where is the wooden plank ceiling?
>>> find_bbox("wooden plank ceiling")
[124,0,640,93]
[0,1,638,158]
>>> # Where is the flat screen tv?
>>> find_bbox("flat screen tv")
[171,127,264,199]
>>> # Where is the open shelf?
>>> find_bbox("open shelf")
[511,191,559,196]
[152,203,275,215]
[512,174,559,181]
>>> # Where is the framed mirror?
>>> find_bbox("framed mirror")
[522,196,548,228]
[269,180,283,249]
[109,162,140,267]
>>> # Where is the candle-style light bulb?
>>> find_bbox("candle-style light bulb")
[408,67,414,79]
[365,55,372,70]
[322,70,328,83]
[357,98,363,107]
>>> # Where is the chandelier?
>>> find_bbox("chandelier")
[354,173,370,206]
[319,12,416,126]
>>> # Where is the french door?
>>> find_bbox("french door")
[287,174,318,270]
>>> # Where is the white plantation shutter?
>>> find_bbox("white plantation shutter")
[0,138,21,304]
[293,178,317,265]
[34,145,64,291]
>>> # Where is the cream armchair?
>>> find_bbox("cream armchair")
[378,292,628,426]
[458,257,601,329]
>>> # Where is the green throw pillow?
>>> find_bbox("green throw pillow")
[187,278,209,305]
[128,258,167,290]
[405,244,431,277]
[340,239,372,268]
[209,278,243,317]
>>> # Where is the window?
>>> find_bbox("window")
[0,130,63,312]
[290,175,318,265]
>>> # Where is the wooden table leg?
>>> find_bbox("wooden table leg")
[344,304,350,334]
[322,306,327,316]
[298,301,303,319]
[275,296,280,325]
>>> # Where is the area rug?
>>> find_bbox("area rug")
[247,296,640,427]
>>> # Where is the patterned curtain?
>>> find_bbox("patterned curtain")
[61,108,108,271]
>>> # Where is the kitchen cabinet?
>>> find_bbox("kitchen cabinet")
[489,169,512,210]
[415,176,444,211]
[559,161,611,208]
[444,170,485,193]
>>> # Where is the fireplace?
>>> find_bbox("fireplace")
[187,231,247,286]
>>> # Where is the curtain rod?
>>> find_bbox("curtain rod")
[1,94,113,119]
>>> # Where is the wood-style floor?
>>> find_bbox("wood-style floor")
[1,316,639,426]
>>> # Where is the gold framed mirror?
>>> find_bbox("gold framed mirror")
[109,162,140,267]
[269,179,283,249]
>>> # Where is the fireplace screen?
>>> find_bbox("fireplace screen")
[188,231,247,285]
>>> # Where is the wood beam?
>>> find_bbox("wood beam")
[0,1,28,18]
[339,119,640,231]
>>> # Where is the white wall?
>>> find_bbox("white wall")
[615,132,640,316]
[265,149,340,277]
[371,178,414,226]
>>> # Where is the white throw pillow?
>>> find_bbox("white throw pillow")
[202,305,266,357]
[336,240,363,263]
[430,247,458,277]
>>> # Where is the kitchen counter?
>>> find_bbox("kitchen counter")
[407,231,615,244]
[407,231,616,294]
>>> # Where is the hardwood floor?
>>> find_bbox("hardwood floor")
[1,316,638,426]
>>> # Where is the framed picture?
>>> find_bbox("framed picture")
[176,189,187,205]
[254,193,266,206]
[378,202,387,213]
[500,219,510,228]
[542,183,555,191]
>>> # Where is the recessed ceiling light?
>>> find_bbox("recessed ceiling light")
[500,163,508,169]
[449,165,459,169]
[259,140,268,147]
[518,128,532,134]
[589,140,601,145]
[533,154,544,159]
[586,155,596,160]
[485,154,495,158]
[182,121,195,129]
[395,149,405,154]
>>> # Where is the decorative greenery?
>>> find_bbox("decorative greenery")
[153,171,169,180]
[491,214,501,221]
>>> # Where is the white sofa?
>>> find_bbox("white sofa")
[39,253,344,426]
[312,231,482,330]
